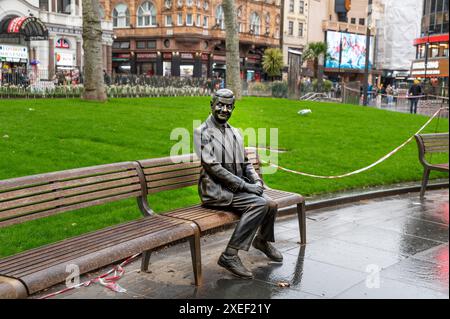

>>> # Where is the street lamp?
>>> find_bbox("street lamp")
[423,30,434,85]
[363,0,372,106]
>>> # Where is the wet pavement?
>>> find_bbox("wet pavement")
[33,188,449,299]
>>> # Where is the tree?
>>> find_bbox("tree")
[302,42,328,90]
[262,48,283,81]
[82,0,107,101]
[222,0,241,99]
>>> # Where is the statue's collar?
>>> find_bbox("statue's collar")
[208,115,229,129]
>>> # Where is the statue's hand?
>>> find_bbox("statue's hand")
[243,182,264,196]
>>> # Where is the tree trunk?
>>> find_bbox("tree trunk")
[82,0,107,101]
[222,0,241,99]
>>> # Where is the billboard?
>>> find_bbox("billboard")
[325,30,374,70]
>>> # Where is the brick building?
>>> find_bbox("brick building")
[100,0,281,81]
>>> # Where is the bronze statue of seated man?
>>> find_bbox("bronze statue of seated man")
[194,88,283,279]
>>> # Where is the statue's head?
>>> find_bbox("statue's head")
[210,89,235,124]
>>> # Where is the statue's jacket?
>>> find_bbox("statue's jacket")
[194,115,262,206]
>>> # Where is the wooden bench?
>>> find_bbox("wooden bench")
[137,148,306,257]
[414,133,449,198]
[0,162,201,299]
[0,149,305,298]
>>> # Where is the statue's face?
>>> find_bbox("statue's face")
[211,100,234,124]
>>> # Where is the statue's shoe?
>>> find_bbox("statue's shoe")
[217,253,254,279]
[252,237,283,262]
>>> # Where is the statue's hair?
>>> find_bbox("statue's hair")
[211,89,235,107]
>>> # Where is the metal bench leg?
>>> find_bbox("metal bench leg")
[420,168,430,199]
[189,223,202,286]
[297,202,307,245]
[141,250,152,273]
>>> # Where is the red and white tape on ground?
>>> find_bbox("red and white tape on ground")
[38,253,140,299]
[260,107,446,179]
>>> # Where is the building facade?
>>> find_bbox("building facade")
[282,0,308,67]
[307,0,379,84]
[0,0,113,85]
[101,0,281,81]
[371,0,423,86]
[411,0,449,96]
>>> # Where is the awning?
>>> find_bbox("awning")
[0,16,48,41]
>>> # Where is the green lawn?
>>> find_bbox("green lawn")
[0,97,448,257]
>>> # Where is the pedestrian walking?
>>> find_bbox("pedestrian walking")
[408,80,423,114]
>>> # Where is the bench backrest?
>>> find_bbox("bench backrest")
[0,162,147,228]
[415,133,449,154]
[137,148,261,195]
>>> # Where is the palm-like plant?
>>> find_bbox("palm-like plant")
[262,48,284,81]
[302,42,328,80]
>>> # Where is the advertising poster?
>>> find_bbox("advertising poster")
[325,30,373,70]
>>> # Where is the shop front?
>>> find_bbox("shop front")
[410,58,449,96]
[136,52,157,76]
[244,55,263,82]
[0,44,28,85]
[0,16,48,86]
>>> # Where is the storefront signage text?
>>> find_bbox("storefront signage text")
[0,45,28,62]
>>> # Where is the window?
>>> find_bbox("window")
[186,0,193,7]
[113,41,130,49]
[289,0,294,12]
[39,0,49,11]
[196,14,201,26]
[165,0,172,9]
[113,4,130,27]
[299,0,304,14]
[203,16,209,28]
[56,38,70,48]
[238,22,244,33]
[250,12,261,35]
[177,13,183,26]
[136,41,146,49]
[137,2,157,27]
[288,21,294,35]
[359,18,365,25]
[298,22,303,37]
[57,0,71,14]
[147,41,156,49]
[166,15,173,26]
[215,5,224,29]
[203,1,209,10]
[177,0,183,8]
[431,44,440,57]
[351,17,356,24]
[186,13,193,26]
[196,0,202,9]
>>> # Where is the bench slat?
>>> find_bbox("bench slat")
[425,146,449,153]
[143,161,201,175]
[0,216,170,266]
[147,174,200,189]
[2,219,189,277]
[139,154,198,168]
[0,170,138,202]
[0,184,141,221]
[0,177,140,211]
[147,181,197,194]
[0,162,137,192]
[0,191,142,228]
[147,167,202,181]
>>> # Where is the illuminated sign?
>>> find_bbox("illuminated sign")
[325,30,374,70]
